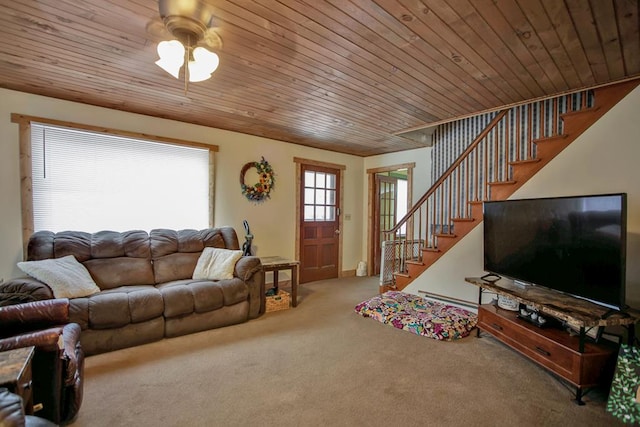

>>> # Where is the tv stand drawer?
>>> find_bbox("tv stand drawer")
[478,304,616,387]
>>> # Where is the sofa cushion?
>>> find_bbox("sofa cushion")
[53,232,92,262]
[84,257,155,290]
[218,278,250,305]
[69,286,163,330]
[88,230,151,259]
[153,253,201,284]
[157,278,248,318]
[150,228,241,283]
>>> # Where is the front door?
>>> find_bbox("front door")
[299,164,340,283]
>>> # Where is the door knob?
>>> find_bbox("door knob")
[335,229,341,235]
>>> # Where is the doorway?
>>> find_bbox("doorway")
[295,158,345,284]
[367,163,414,277]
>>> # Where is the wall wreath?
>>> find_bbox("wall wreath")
[240,157,275,202]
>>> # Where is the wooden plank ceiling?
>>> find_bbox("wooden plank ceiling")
[0,0,638,157]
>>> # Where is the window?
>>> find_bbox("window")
[15,115,216,236]
[303,169,337,221]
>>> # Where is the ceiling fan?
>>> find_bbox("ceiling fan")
[146,0,223,87]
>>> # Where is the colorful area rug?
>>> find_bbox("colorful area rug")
[354,291,478,341]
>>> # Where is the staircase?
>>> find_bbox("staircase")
[382,79,640,293]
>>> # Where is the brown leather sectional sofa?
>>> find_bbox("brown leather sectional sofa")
[0,227,264,355]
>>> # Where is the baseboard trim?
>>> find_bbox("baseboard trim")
[341,269,356,277]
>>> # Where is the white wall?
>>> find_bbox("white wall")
[0,88,365,280]
[404,85,640,308]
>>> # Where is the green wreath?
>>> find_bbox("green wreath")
[240,157,275,202]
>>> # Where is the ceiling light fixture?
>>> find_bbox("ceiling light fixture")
[154,0,222,92]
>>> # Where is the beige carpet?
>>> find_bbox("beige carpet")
[69,276,621,427]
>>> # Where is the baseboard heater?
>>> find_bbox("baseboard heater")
[418,290,478,310]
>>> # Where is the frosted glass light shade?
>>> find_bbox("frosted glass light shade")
[188,47,219,82]
[155,40,185,78]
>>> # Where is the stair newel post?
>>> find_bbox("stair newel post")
[438,185,443,236]
[483,139,490,200]
[474,146,479,202]
[447,175,453,233]
[421,199,425,249]
[429,195,436,248]
[505,113,511,181]
[493,125,499,183]
[527,104,533,160]
[456,165,461,220]
[464,156,470,217]
[539,98,545,139]
[552,97,558,137]
[515,105,521,162]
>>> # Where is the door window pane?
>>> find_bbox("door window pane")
[327,189,335,205]
[304,205,315,220]
[305,188,315,204]
[326,206,335,221]
[326,174,336,189]
[304,171,315,187]
[303,169,338,222]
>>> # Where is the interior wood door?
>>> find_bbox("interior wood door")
[373,175,398,275]
[299,164,340,283]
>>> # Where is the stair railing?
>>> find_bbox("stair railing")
[381,90,594,287]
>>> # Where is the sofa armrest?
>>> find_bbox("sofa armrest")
[235,256,264,319]
[0,299,70,338]
[0,323,81,385]
[0,326,66,352]
[60,323,82,387]
[234,256,262,281]
[0,277,55,307]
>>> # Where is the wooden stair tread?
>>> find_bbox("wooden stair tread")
[423,247,441,253]
[452,217,475,222]
[435,233,456,238]
[510,158,541,165]
[393,272,410,278]
[488,180,516,186]
[533,134,568,144]
[560,106,599,118]
[405,260,424,266]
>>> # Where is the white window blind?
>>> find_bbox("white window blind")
[31,123,210,232]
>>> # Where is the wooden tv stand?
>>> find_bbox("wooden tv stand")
[465,277,639,404]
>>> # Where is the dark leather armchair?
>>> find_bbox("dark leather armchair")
[0,299,84,425]
[0,388,56,427]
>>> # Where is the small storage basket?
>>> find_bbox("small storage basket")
[265,290,290,312]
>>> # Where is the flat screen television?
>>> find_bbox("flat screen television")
[483,193,627,311]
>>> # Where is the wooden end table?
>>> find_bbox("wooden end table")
[260,256,300,308]
[0,346,35,414]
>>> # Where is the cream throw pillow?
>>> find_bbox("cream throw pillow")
[193,247,243,280]
[17,255,101,299]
